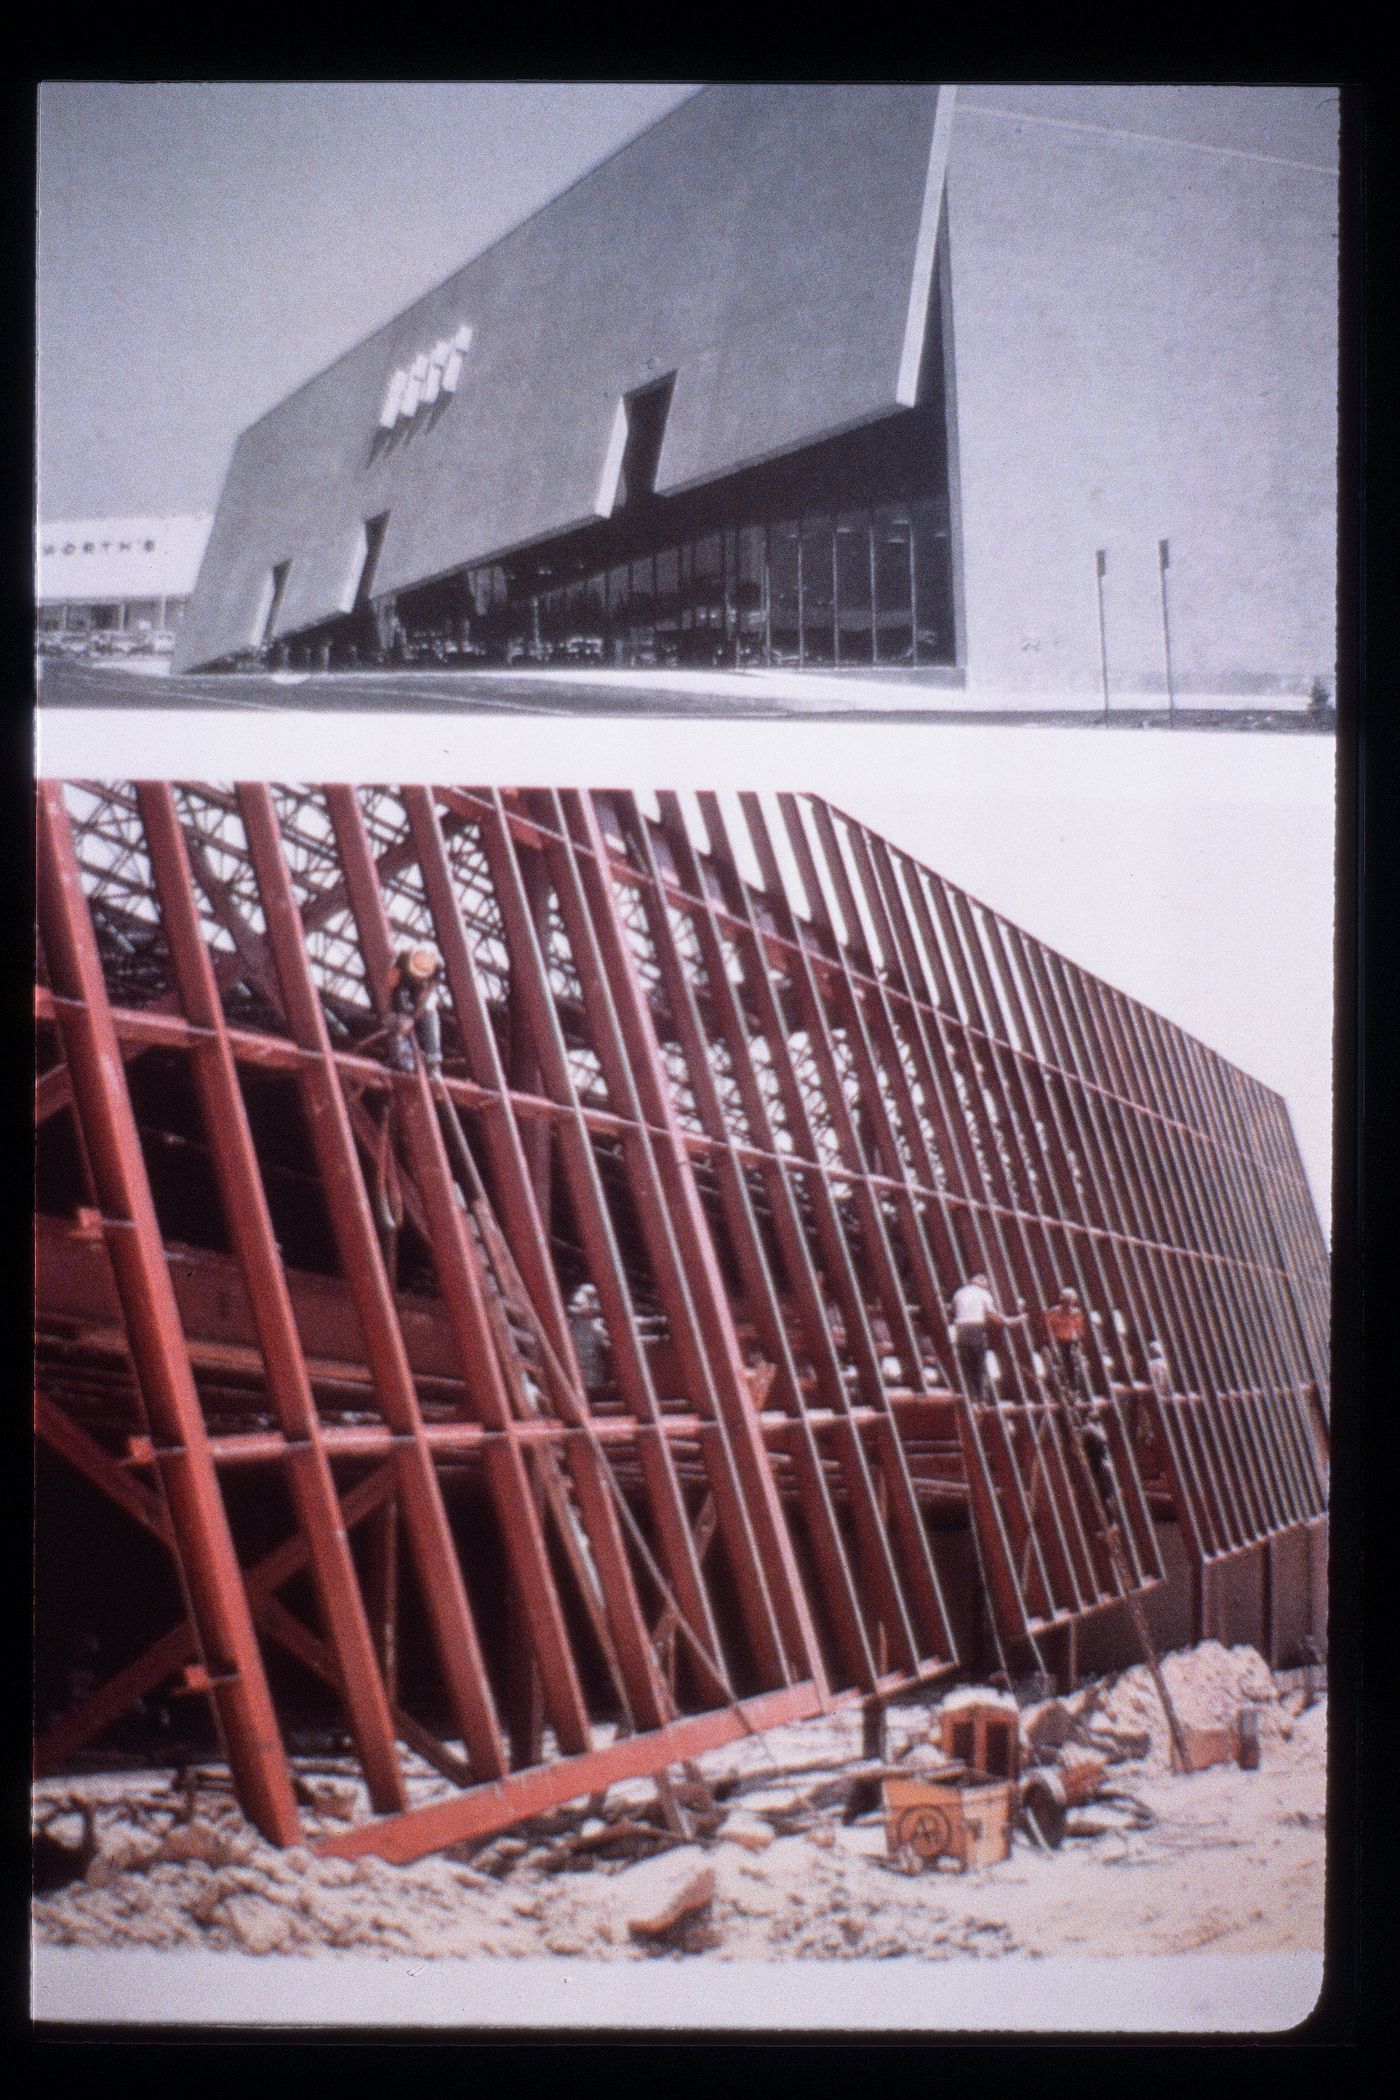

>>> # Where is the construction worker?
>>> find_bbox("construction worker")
[1079,1406,1116,1507]
[567,1282,611,1395]
[1044,1287,1090,1402]
[1146,1338,1172,1401]
[387,944,444,1076]
[1133,1336,1172,1450]
[950,1273,1028,1403]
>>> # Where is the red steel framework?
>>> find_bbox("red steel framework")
[35,782,1330,1862]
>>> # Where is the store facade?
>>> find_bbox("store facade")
[175,83,1337,702]
[383,394,958,673]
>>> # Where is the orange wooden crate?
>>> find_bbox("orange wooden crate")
[883,1772,1014,1870]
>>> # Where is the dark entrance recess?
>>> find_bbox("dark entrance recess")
[262,561,291,647]
[616,375,676,511]
[359,513,390,606]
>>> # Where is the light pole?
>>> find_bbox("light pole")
[1095,549,1110,724]
[1158,538,1176,725]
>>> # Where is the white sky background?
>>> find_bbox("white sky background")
[37,713,1336,1243]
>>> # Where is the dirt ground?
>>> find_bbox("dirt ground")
[32,1642,1325,1965]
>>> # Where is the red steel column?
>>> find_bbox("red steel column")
[545,790,803,1690]
[658,792,949,1663]
[617,796,883,1689]
[696,789,957,1654]
[473,790,731,1701]
[236,783,508,1780]
[401,786,675,1732]
[136,782,408,1811]
[322,784,594,1755]
[36,782,301,1846]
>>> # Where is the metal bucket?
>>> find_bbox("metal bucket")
[1236,1706,1261,1770]
[1018,1770,1068,1849]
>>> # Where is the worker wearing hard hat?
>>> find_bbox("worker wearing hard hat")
[949,1273,1028,1403]
[1044,1287,1090,1402]
[386,944,444,1075]
[567,1282,611,1394]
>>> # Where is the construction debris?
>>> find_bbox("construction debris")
[939,1689,1021,1781]
[618,1852,718,1944]
[1178,1725,1237,1774]
[31,1802,98,1894]
[1018,1771,1070,1849]
[883,1770,1015,1871]
[1022,1699,1081,1757]
[1091,1642,1287,1773]
[715,1813,775,1853]
[1055,1750,1108,1806]
[31,1650,1326,1963]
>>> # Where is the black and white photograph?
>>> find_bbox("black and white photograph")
[33,81,1343,2038]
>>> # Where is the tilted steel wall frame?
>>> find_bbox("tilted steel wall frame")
[35,783,1329,1861]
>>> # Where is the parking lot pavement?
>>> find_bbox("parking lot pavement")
[35,656,1332,731]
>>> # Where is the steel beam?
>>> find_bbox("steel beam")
[37,783,302,1846]
[36,780,1329,1857]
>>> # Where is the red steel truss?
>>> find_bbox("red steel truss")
[35,782,1330,1862]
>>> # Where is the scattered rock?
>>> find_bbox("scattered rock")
[477,1836,529,1877]
[221,1893,295,1955]
[613,1848,716,1940]
[717,1813,774,1852]
[315,1856,359,1887]
[148,1820,249,1869]
[1022,1700,1078,1757]
[1094,1643,1279,1771]
[1055,1750,1107,1805]
[30,1646,1325,1967]
[1083,1727,1152,1763]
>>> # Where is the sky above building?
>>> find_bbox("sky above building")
[37,81,699,518]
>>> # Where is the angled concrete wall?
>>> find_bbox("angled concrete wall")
[945,85,1339,700]
[175,85,946,673]
[176,82,1339,697]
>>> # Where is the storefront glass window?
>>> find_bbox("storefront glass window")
[911,501,953,666]
[873,506,914,665]
[800,518,835,666]
[834,512,872,665]
[769,524,801,664]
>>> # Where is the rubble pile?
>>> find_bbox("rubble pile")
[1092,1642,1291,1770]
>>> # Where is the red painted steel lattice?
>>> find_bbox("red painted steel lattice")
[35,783,1329,1861]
